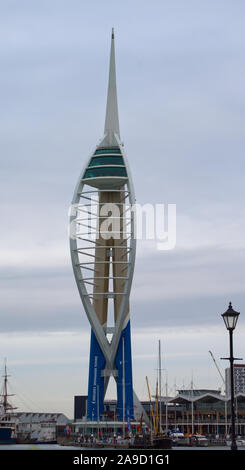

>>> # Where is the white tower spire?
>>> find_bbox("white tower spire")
[103,28,120,145]
[70,29,150,428]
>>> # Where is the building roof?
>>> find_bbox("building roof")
[169,392,245,405]
[228,364,245,368]
[177,389,221,396]
[12,412,70,424]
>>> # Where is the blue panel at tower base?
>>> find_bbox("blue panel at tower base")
[115,320,134,420]
[87,329,106,421]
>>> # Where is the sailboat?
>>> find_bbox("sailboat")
[129,341,172,449]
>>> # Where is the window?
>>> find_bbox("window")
[94,148,121,155]
[89,156,124,166]
[83,167,127,179]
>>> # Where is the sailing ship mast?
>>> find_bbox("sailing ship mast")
[0,359,17,413]
[146,376,157,435]
[158,340,162,434]
[122,336,125,439]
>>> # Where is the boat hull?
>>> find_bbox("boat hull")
[129,436,172,449]
[0,428,17,445]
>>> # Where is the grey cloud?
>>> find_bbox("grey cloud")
[1,1,245,336]
[1,244,245,333]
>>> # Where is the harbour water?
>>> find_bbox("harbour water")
[0,444,245,450]
[0,444,76,450]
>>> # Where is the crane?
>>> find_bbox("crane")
[209,350,225,385]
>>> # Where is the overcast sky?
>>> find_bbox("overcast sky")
[1,0,245,418]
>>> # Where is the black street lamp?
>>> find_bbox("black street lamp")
[221,302,241,451]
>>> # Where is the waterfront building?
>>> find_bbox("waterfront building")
[168,390,245,436]
[1,412,70,440]
[74,392,245,437]
[225,364,245,396]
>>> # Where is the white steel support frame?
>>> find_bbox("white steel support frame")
[69,134,136,394]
